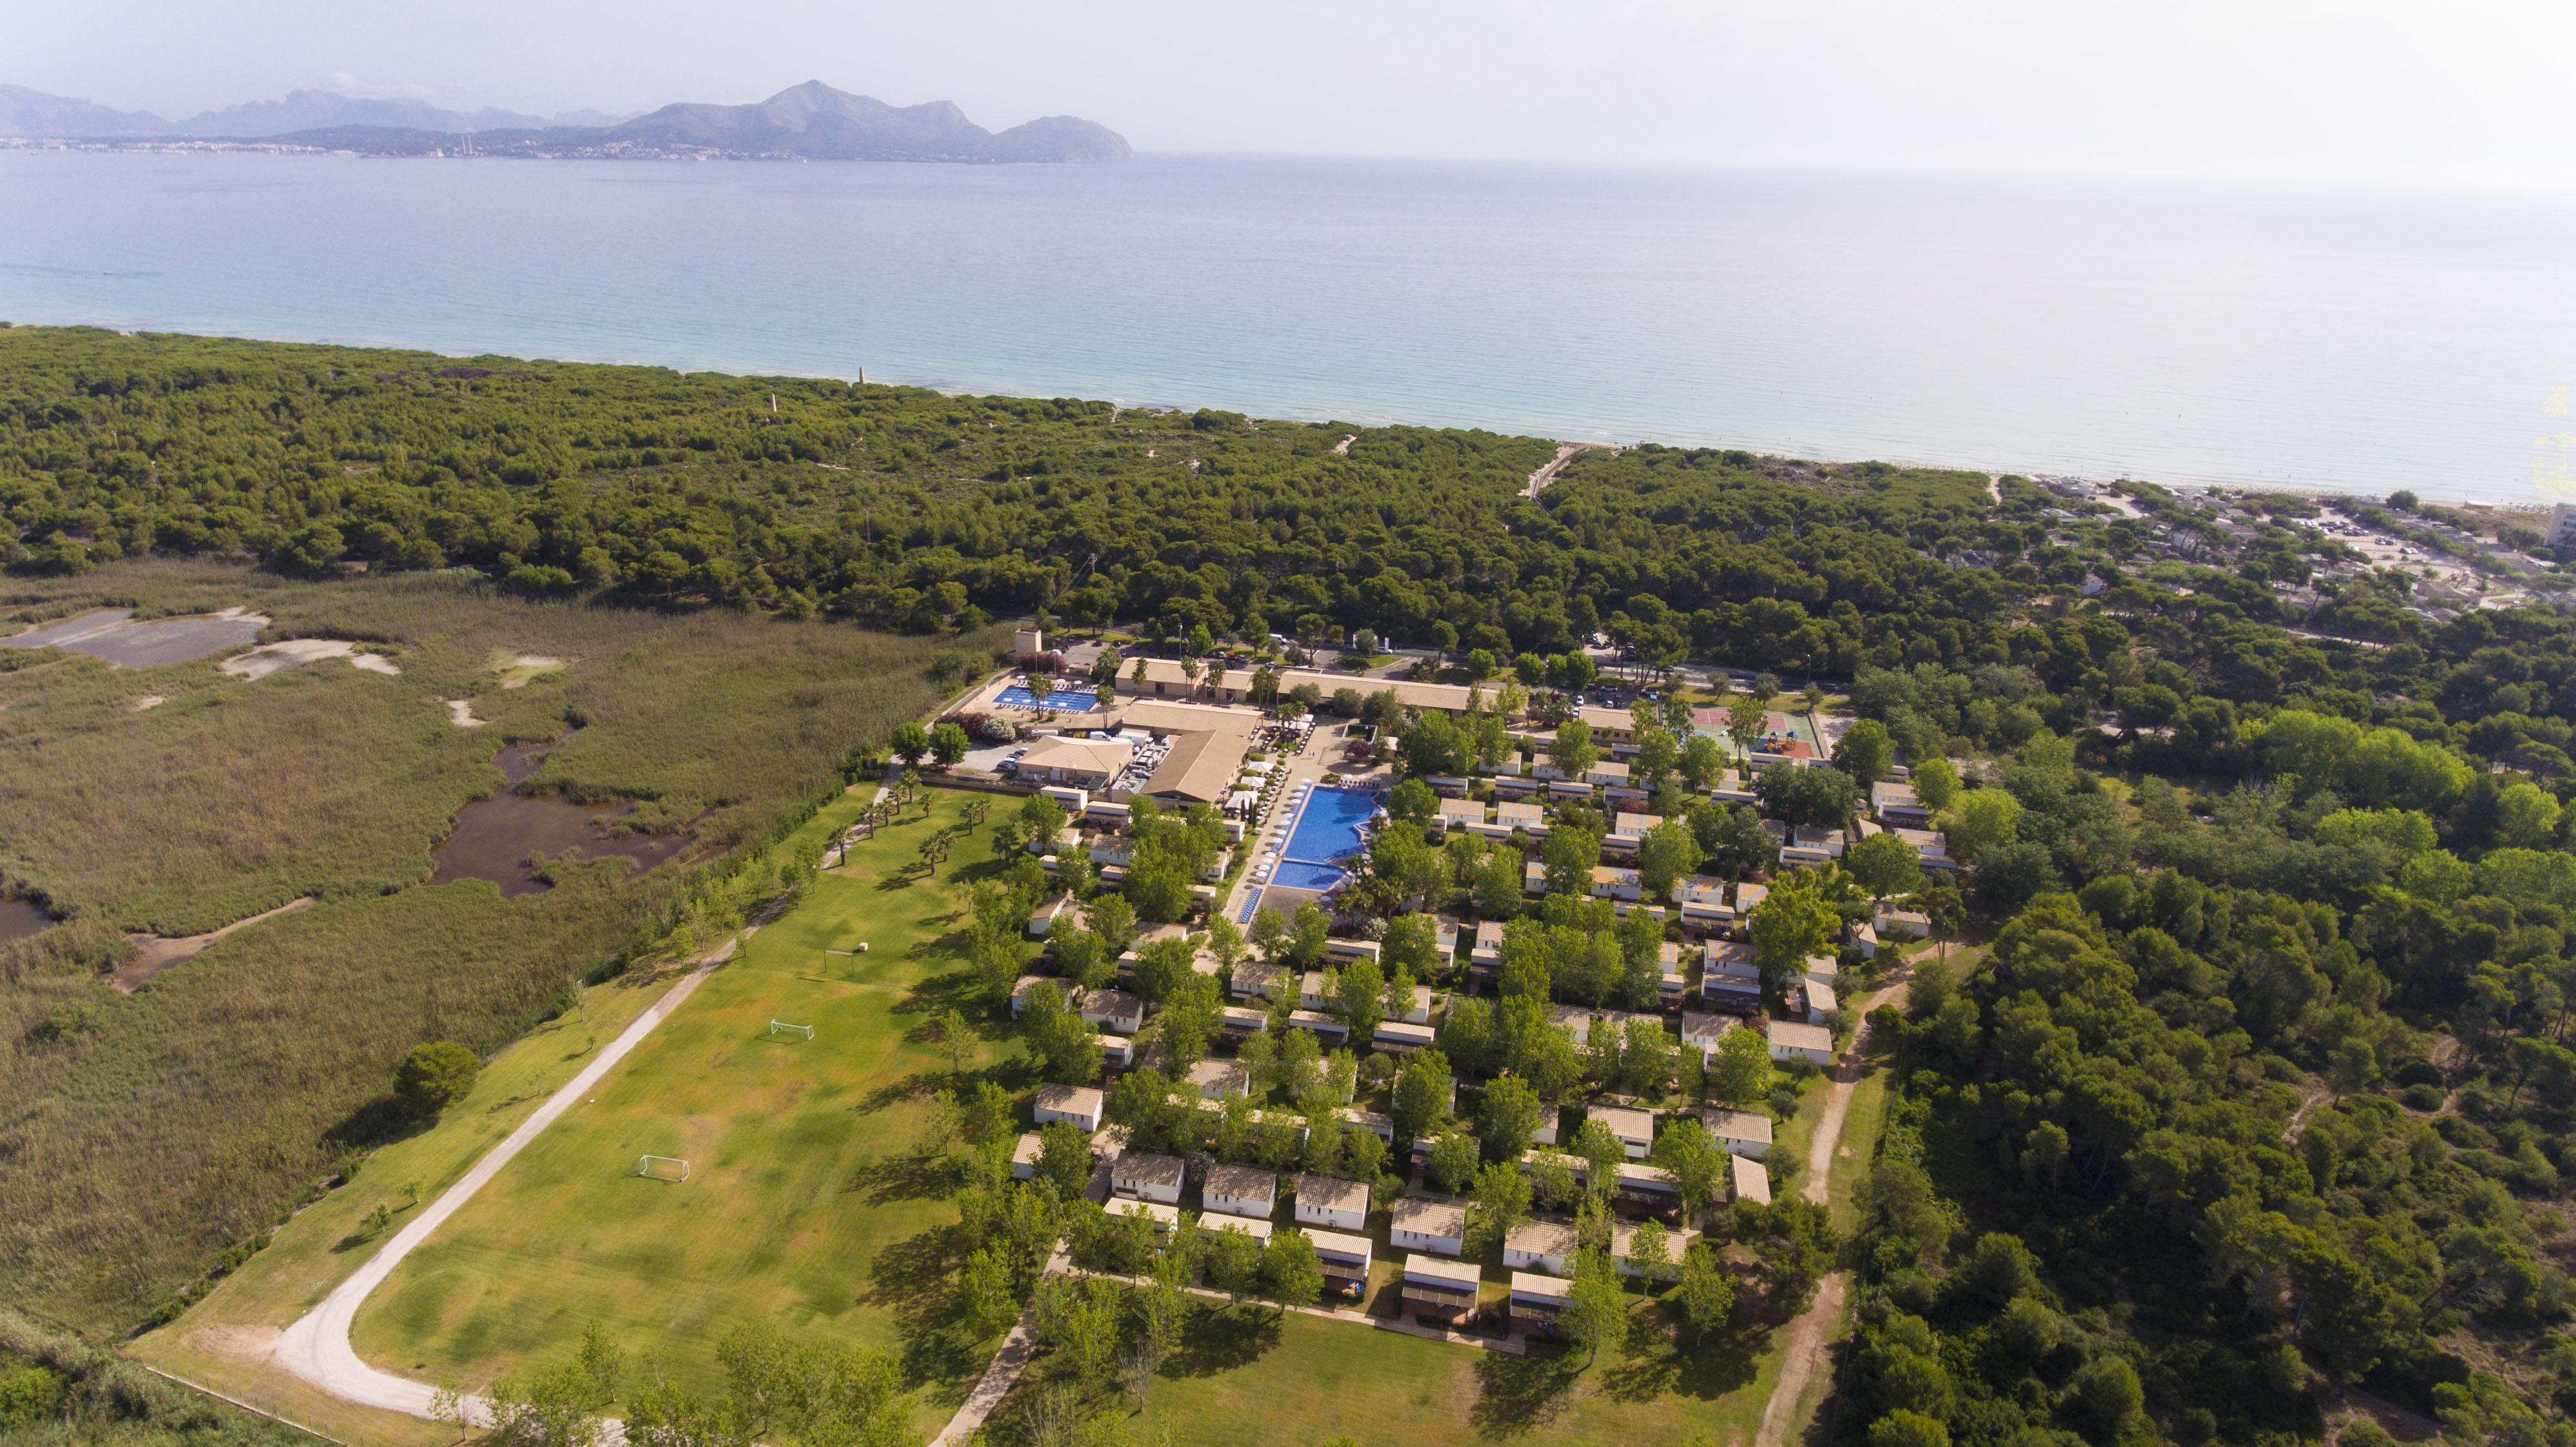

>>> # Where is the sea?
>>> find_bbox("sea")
[3,148,2572,503]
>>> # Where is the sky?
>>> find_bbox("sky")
[14,0,2576,190]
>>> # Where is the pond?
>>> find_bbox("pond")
[428,742,693,896]
[2,607,268,667]
[0,898,54,944]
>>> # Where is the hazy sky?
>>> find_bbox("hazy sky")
[16,0,2576,189]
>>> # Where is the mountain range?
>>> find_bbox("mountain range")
[0,81,1129,162]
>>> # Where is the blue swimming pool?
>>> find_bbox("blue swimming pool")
[994,683,1099,710]
[1281,786,1380,875]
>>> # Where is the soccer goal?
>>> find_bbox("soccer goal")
[635,1155,690,1182]
[768,1019,816,1042]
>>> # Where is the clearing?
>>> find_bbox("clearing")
[342,787,1012,1437]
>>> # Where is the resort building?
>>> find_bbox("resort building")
[1400,1253,1482,1323]
[1733,1153,1773,1205]
[1389,1197,1467,1257]
[1767,1020,1835,1068]
[1076,987,1145,1035]
[1509,1271,1573,1336]
[1203,1164,1278,1220]
[1701,1107,1773,1159]
[1033,1083,1104,1133]
[1017,734,1134,789]
[1503,1219,1580,1276]
[1111,1151,1187,1205]
[1184,1058,1251,1100]
[1310,1229,1374,1298]
[1589,1104,1656,1159]
[1294,1173,1371,1231]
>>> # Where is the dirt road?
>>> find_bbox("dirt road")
[1753,971,1907,1447]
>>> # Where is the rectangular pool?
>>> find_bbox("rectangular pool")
[1280,785,1380,884]
[994,683,1099,710]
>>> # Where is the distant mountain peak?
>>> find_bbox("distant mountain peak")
[0,81,1128,162]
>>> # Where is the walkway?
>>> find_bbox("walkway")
[270,927,759,1426]
[931,1248,1070,1446]
[1753,969,1908,1447]
[1522,442,1603,499]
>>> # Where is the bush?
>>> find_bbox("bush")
[393,1040,481,1119]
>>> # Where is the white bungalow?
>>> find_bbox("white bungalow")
[1766,1020,1835,1068]
[1294,1173,1371,1231]
[1111,1151,1186,1204]
[1203,1164,1278,1220]
[1701,1107,1773,1160]
[1389,1196,1467,1257]
[1033,1083,1104,1133]
[1503,1218,1580,1276]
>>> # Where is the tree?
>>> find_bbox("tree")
[1551,718,1599,779]
[958,1247,1021,1340]
[929,721,971,768]
[1625,1219,1671,1292]
[1755,760,1858,829]
[1834,718,1893,785]
[1866,1410,1951,1447]
[1250,905,1287,962]
[1265,1228,1325,1310]
[1678,733,1727,791]
[932,1006,976,1076]
[1844,831,1921,902]
[1329,953,1391,1040]
[394,1041,479,1119]
[1726,694,1769,758]
[1707,1025,1773,1108]
[1749,876,1839,989]
[1469,1161,1533,1255]
[485,1322,621,1447]
[1563,1250,1630,1366]
[1021,982,1101,1084]
[890,722,929,767]
[1544,824,1601,898]
[1387,776,1438,823]
[1637,818,1706,901]
[1571,1118,1625,1202]
[1478,1075,1544,1160]
[1910,756,1961,812]
[1944,787,2024,865]
[1651,1117,1729,1218]
[1676,1240,1735,1344]
[1393,1050,1455,1142]
[1427,1130,1480,1195]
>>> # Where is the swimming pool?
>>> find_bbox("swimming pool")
[1275,785,1380,890]
[994,683,1099,710]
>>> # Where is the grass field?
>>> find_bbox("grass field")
[343,785,1014,1436]
[0,562,975,1333]
[128,968,683,1447]
[1059,1283,1796,1447]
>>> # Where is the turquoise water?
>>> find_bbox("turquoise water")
[994,683,1099,710]
[3,150,2572,501]
[1281,786,1381,878]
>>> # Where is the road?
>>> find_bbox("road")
[1524,441,1611,499]
[1753,969,1908,1447]
[270,931,753,1425]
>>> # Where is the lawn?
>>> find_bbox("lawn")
[129,965,683,1447]
[1043,1282,1795,1447]
[343,785,1014,1436]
